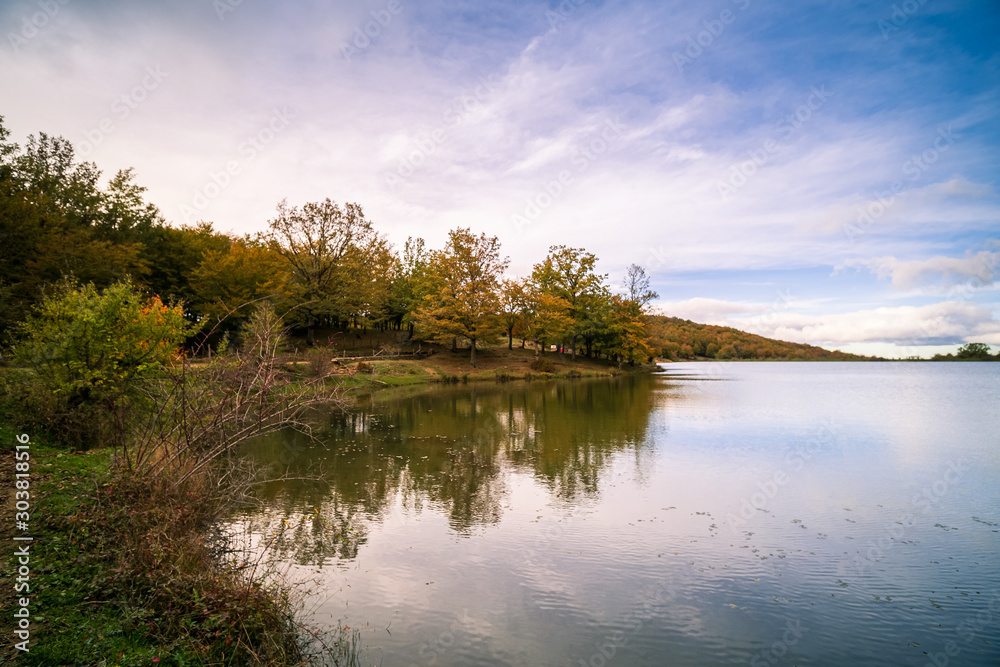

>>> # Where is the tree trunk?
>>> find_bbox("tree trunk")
[507,328,513,350]
[451,337,458,353]
[470,339,477,367]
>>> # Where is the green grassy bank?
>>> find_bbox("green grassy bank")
[0,424,320,666]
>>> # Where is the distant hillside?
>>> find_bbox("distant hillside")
[645,315,868,361]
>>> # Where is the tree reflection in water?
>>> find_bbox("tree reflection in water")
[229,375,662,566]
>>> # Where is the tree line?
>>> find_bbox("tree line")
[0,117,658,367]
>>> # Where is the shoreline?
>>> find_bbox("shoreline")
[308,345,657,393]
[0,354,645,663]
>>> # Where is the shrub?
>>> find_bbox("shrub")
[130,304,340,483]
[530,358,554,373]
[306,346,333,377]
[10,280,193,448]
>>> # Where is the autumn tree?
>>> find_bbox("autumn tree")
[522,286,572,358]
[616,264,658,364]
[263,198,375,343]
[189,236,292,329]
[644,314,864,361]
[331,233,397,330]
[609,294,655,365]
[498,278,528,350]
[414,228,508,367]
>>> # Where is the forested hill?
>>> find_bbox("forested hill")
[645,315,869,361]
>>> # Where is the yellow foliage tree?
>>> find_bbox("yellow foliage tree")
[414,228,508,367]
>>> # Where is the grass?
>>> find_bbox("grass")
[313,343,649,394]
[0,424,363,665]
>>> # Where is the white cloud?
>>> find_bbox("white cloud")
[751,301,1000,346]
[840,247,1000,291]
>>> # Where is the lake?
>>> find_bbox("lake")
[229,362,1000,666]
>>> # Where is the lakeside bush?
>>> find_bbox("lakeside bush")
[2,283,352,662]
[8,280,193,449]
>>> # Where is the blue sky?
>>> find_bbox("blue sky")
[2,0,998,356]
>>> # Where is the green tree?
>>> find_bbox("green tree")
[956,342,992,359]
[0,119,165,336]
[414,228,508,367]
[96,167,165,244]
[11,131,103,227]
[531,246,606,360]
[329,233,396,330]
[142,222,230,314]
[577,285,615,358]
[389,236,429,337]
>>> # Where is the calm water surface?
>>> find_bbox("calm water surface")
[231,362,1000,666]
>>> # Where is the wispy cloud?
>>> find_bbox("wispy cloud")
[840,246,999,291]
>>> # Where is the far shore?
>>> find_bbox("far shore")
[291,344,655,393]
